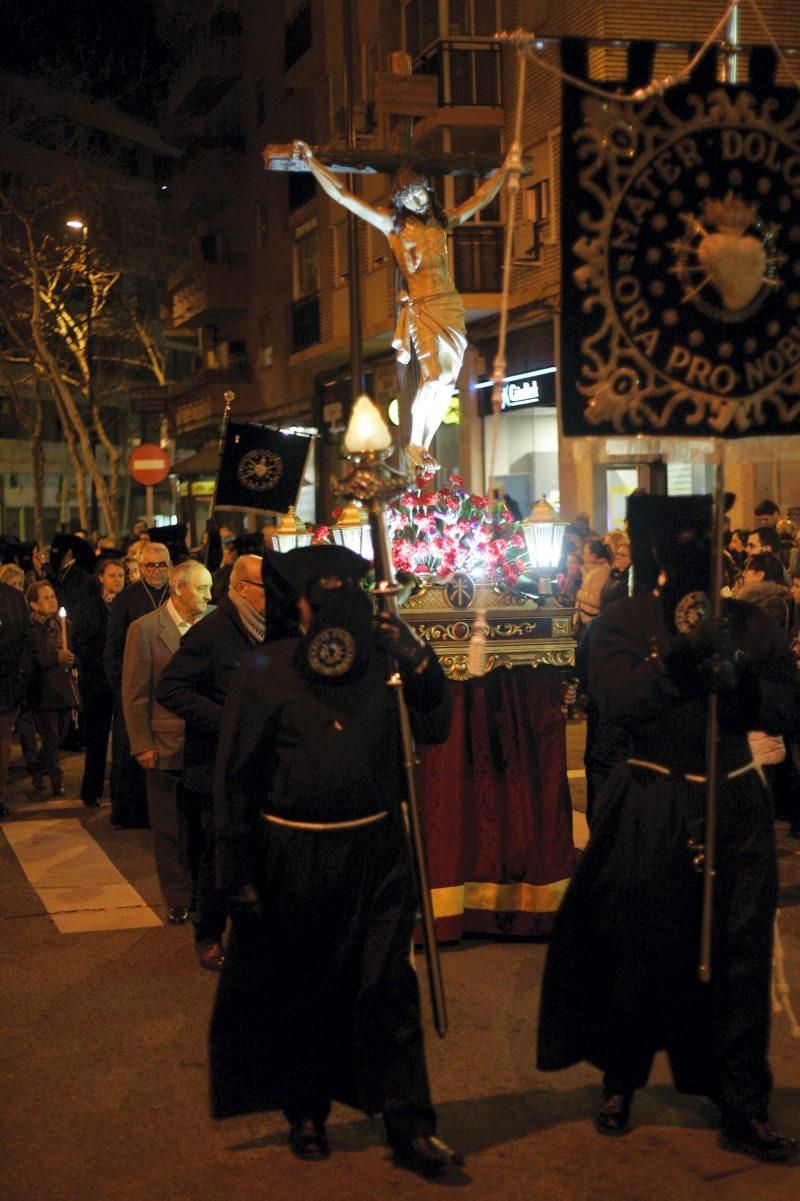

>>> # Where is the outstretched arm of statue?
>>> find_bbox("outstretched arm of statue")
[448,146,518,228]
[292,140,393,235]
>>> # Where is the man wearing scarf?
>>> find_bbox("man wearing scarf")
[156,555,266,971]
[208,545,462,1178]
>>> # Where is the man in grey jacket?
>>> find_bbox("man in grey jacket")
[122,560,212,923]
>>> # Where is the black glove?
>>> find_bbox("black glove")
[227,883,261,921]
[373,610,430,673]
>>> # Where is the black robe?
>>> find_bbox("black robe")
[209,634,452,1127]
[537,594,799,1123]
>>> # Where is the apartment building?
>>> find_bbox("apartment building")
[158,0,800,534]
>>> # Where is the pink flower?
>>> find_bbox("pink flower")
[313,526,331,543]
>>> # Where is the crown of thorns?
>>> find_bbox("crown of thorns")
[391,174,432,204]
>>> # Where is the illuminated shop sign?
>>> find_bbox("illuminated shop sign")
[476,366,557,415]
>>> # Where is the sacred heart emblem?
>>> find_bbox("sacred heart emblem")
[694,194,767,311]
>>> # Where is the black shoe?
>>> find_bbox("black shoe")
[83,798,100,808]
[0,802,10,819]
[288,1119,330,1161]
[51,782,65,797]
[166,906,190,925]
[594,1091,633,1136]
[720,1118,799,1162]
[393,1136,465,1178]
[32,774,46,792]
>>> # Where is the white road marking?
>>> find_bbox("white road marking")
[572,810,590,851]
[1,818,162,933]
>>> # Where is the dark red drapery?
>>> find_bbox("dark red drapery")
[417,665,576,942]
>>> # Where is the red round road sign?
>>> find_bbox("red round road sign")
[128,444,171,486]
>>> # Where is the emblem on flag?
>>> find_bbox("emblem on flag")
[214,421,313,513]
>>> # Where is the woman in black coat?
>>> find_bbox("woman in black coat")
[26,579,79,796]
[71,558,126,807]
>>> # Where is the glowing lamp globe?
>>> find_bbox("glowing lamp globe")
[331,500,373,559]
[343,395,393,454]
[269,507,312,552]
[521,496,567,588]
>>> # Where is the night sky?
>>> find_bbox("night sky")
[0,0,170,120]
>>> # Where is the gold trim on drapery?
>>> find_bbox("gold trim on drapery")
[431,878,570,919]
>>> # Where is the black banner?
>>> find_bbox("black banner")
[214,421,313,512]
[560,42,800,440]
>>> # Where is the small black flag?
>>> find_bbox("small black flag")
[214,422,313,513]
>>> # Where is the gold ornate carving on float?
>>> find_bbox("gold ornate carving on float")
[399,579,576,679]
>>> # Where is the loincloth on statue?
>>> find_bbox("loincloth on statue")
[392,289,467,380]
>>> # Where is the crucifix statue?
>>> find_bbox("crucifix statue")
[265,139,512,474]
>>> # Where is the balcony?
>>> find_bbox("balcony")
[168,29,243,118]
[452,225,503,293]
[291,293,320,353]
[169,366,259,436]
[169,257,248,329]
[168,146,245,221]
[415,39,502,108]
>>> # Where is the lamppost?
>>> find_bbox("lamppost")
[66,216,98,533]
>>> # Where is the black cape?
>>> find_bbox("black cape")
[209,635,452,1122]
[537,594,799,1122]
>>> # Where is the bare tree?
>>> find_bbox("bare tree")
[0,178,179,541]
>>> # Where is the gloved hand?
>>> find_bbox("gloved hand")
[373,610,430,673]
[227,883,262,922]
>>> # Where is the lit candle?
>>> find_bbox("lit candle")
[58,606,68,650]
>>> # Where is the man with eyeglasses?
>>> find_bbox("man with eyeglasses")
[156,556,266,967]
[103,543,171,827]
[123,560,213,925]
[744,527,791,585]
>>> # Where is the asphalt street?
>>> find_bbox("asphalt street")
[2,720,799,1201]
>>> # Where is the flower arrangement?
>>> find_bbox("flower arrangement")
[384,475,529,586]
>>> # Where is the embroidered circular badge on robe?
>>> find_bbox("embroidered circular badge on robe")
[674,590,710,634]
[306,627,356,677]
[237,449,283,492]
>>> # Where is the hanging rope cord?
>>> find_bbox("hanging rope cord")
[496,0,800,101]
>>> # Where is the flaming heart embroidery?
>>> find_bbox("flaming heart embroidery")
[695,194,766,311]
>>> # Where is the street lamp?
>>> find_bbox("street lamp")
[520,495,567,599]
[66,216,98,532]
[331,499,373,560]
[268,506,312,551]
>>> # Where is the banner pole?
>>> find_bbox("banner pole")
[203,390,235,567]
[698,445,725,983]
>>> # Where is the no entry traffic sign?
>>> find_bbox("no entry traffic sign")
[128,444,171,486]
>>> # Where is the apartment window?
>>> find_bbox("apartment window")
[403,0,438,60]
[448,1,498,36]
[293,220,318,299]
[284,2,312,71]
[332,223,349,285]
[288,172,316,212]
[255,199,268,248]
[254,77,265,128]
[514,177,552,262]
[363,41,380,103]
[453,173,500,223]
[366,223,388,270]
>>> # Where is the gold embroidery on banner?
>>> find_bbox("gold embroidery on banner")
[573,88,800,435]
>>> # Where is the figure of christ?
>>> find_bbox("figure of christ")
[293,140,512,472]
